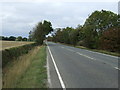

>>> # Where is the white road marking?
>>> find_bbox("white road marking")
[84,49,118,59]
[61,47,118,70]
[114,67,120,70]
[47,53,52,88]
[61,47,65,48]
[76,52,96,61]
[62,47,97,61]
[52,42,118,72]
[67,48,74,52]
[47,45,66,89]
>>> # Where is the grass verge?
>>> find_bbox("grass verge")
[3,45,47,88]
[15,46,47,88]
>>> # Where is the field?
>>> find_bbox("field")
[0,40,34,50]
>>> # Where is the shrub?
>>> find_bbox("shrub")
[2,43,37,68]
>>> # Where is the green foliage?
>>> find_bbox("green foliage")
[9,36,16,41]
[2,43,37,68]
[51,10,119,52]
[16,36,22,41]
[81,10,118,49]
[15,46,47,88]
[1,36,29,41]
[22,37,27,41]
[82,26,99,49]
[32,20,53,45]
[28,31,33,41]
[69,29,79,46]
[84,10,118,33]
[52,27,79,46]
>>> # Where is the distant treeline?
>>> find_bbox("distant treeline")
[0,36,29,41]
[47,10,120,53]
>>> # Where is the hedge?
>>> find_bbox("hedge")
[2,43,37,68]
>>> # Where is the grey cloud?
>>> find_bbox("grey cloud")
[1,2,118,37]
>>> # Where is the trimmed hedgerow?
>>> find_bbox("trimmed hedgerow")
[2,43,37,68]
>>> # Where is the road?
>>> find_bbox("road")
[47,42,119,88]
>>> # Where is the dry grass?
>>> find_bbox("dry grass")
[0,40,34,50]
[15,46,47,88]
[2,46,41,88]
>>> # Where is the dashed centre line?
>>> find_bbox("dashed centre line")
[61,47,96,61]
[76,52,96,61]
[60,46,118,70]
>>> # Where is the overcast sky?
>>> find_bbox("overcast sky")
[0,1,119,37]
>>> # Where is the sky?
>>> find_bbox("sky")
[0,0,119,38]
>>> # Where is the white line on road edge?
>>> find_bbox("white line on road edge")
[114,67,120,70]
[47,45,66,89]
[47,53,52,88]
[84,49,118,59]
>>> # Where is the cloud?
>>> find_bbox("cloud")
[0,2,118,37]
[0,0,119,2]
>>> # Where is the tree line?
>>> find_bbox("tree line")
[47,10,119,53]
[3,10,118,53]
[1,20,53,43]
[0,36,28,41]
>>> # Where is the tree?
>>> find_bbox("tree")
[81,10,118,49]
[82,26,99,49]
[52,27,74,44]
[62,27,73,44]
[9,36,16,41]
[69,29,79,46]
[28,31,33,41]
[2,37,9,41]
[32,20,53,44]
[22,37,27,41]
[45,10,119,53]
[16,36,22,41]
[99,27,120,52]
[84,10,118,33]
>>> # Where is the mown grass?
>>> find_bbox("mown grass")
[15,46,47,88]
[3,46,47,88]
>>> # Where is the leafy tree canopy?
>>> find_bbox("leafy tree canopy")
[32,20,53,44]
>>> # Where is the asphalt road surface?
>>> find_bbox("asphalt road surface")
[47,42,119,88]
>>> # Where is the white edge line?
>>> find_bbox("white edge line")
[84,49,118,59]
[47,43,66,89]
[114,67,120,70]
[47,52,52,88]
[61,43,118,59]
